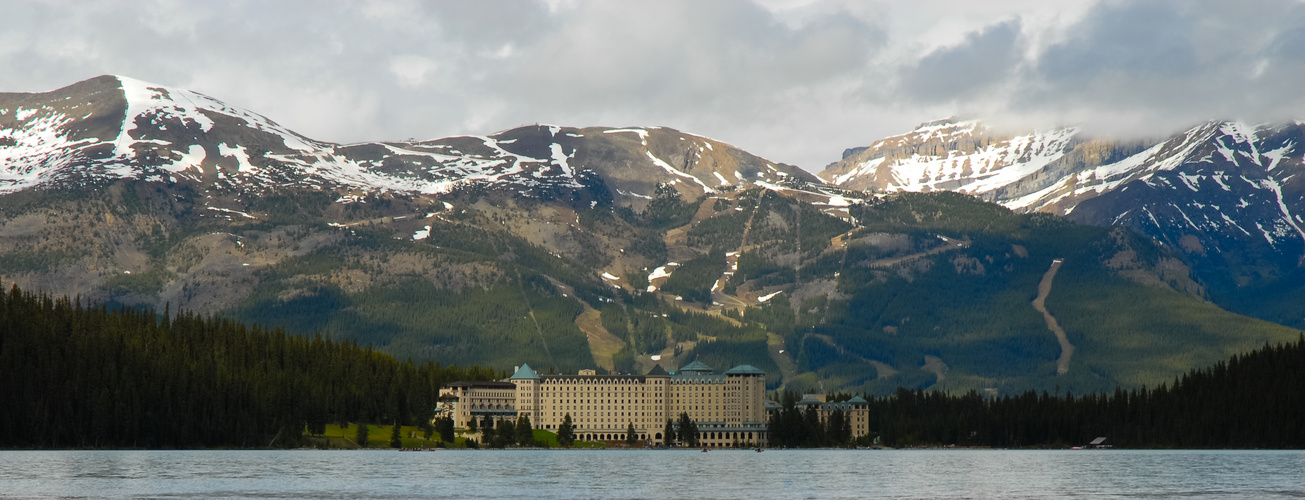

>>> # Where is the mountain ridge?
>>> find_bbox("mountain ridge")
[1,75,819,208]
[822,116,1305,328]
[1,76,1300,397]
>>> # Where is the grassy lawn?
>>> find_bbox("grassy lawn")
[311,424,609,449]
[315,424,448,449]
[531,429,606,448]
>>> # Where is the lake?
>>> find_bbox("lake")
[0,449,1302,499]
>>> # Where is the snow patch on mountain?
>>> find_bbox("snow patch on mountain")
[604,128,649,146]
[646,151,714,193]
[0,108,98,193]
[550,143,573,177]
[1260,178,1305,249]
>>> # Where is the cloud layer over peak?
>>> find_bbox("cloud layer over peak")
[3,0,1305,171]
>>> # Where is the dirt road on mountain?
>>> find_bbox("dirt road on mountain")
[811,333,898,379]
[576,305,625,372]
[767,332,799,388]
[864,236,971,268]
[711,193,763,310]
[1032,258,1074,375]
[547,276,626,372]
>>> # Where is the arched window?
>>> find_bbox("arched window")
[655,433,663,440]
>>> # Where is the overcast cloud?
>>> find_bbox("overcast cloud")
[3,0,1304,171]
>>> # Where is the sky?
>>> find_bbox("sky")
[4,0,1305,172]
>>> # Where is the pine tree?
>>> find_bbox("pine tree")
[494,418,515,448]
[557,414,575,447]
[802,405,824,447]
[355,423,370,448]
[825,409,849,447]
[677,412,699,447]
[437,417,455,445]
[663,419,675,446]
[625,422,638,446]
[840,413,853,446]
[515,415,534,447]
[390,422,402,448]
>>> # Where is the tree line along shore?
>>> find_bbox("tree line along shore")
[1,284,1301,450]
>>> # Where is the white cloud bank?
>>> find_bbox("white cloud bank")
[3,0,1304,171]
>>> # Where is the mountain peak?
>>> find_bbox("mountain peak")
[1,76,815,205]
[818,117,1079,197]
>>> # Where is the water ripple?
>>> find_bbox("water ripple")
[0,449,1301,499]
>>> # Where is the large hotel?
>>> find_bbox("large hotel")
[437,360,771,447]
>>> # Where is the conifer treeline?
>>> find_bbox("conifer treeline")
[0,285,499,449]
[770,335,1305,449]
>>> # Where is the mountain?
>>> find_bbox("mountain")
[0,75,834,374]
[821,118,1305,328]
[0,75,815,204]
[1,76,1299,397]
[819,118,1095,211]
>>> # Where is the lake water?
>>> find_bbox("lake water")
[1,449,1302,499]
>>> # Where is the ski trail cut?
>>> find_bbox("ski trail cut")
[1032,258,1074,375]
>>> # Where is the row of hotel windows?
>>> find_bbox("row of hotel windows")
[535,382,725,389]
[540,379,664,385]
[517,386,748,396]
[467,404,753,416]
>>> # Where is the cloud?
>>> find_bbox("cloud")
[3,0,1305,171]
[1036,2,1200,83]
[882,0,1305,140]
[900,19,1023,102]
[389,56,440,88]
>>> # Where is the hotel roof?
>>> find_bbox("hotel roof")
[509,363,540,380]
[724,364,765,375]
[678,359,714,374]
[446,381,516,389]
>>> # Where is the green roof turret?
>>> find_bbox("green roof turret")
[509,363,540,380]
[724,365,765,376]
[678,359,714,375]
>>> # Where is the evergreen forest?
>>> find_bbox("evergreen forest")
[0,284,499,449]
[3,282,1302,449]
[768,334,1305,449]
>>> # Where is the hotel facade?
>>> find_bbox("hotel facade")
[437,360,769,447]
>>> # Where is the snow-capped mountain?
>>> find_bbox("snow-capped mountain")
[819,118,1082,204]
[0,75,814,205]
[823,117,1305,326]
[818,117,1152,214]
[1067,121,1305,285]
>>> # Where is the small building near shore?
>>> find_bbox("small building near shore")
[791,393,873,439]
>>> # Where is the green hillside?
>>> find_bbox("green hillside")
[791,193,1302,395]
[634,190,1302,395]
[229,226,600,373]
[1,179,1298,397]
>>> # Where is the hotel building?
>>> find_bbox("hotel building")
[437,360,769,447]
